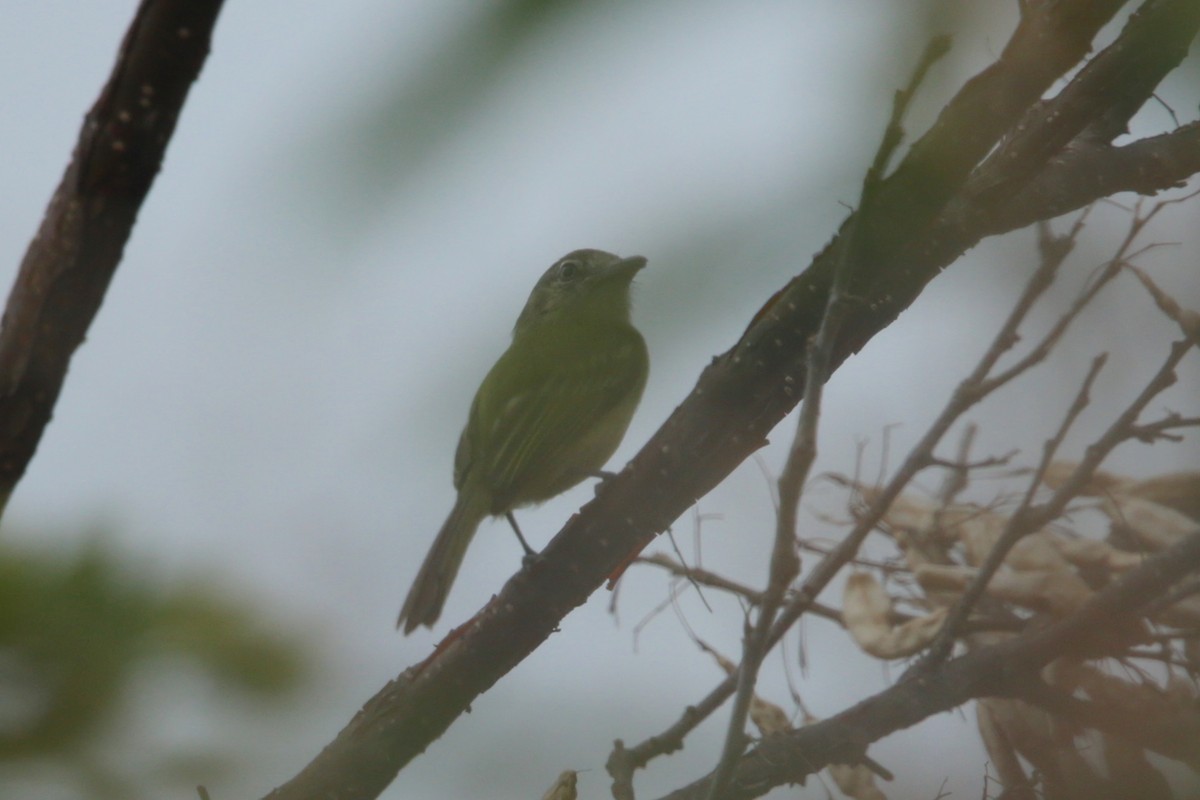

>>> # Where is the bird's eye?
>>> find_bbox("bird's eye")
[558,259,581,280]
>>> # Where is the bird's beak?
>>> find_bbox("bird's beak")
[608,255,647,282]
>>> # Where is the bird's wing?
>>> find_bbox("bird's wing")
[466,326,647,508]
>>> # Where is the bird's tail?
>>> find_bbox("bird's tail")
[397,492,488,634]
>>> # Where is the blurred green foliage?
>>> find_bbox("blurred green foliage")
[316,0,576,232]
[0,534,308,798]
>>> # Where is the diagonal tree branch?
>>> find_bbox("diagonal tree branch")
[965,122,1200,238]
[263,2,1200,798]
[0,0,225,515]
[961,0,1200,209]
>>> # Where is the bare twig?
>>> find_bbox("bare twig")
[796,538,910,576]
[980,201,1171,396]
[865,35,954,188]
[1126,261,1200,347]
[640,554,858,629]
[636,554,763,605]
[705,276,826,800]
[925,424,979,552]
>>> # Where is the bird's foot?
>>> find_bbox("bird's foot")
[591,469,620,496]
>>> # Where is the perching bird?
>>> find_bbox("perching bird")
[398,249,649,633]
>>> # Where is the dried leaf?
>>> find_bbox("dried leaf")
[1127,264,1200,349]
[914,563,973,594]
[992,570,1093,615]
[699,642,792,736]
[1104,495,1200,552]
[977,698,1033,793]
[856,486,929,532]
[541,771,578,800]
[1101,733,1171,800]
[750,695,791,737]
[827,762,887,800]
[1126,471,1200,522]
[700,642,738,676]
[976,697,1100,796]
[1154,592,1200,628]
[915,564,1092,615]
[843,572,946,658]
[874,492,952,569]
[955,509,1007,566]
[1077,667,1200,771]
[799,709,889,799]
[1051,537,1145,572]
[1042,461,1125,496]
[1186,638,1200,672]
[1045,462,1200,527]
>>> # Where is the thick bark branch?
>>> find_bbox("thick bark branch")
[0,0,225,511]
[264,1,1200,798]
[956,123,1200,238]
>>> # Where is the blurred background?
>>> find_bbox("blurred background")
[0,2,1197,798]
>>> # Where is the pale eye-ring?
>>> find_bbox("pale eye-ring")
[558,259,581,280]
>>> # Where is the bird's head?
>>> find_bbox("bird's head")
[514,249,646,333]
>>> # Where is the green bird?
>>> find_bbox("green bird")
[398,249,649,633]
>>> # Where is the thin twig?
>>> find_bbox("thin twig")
[796,539,910,575]
[1126,260,1200,348]
[641,554,852,627]
[865,35,954,190]
[706,249,832,800]
[979,202,1163,394]
[637,554,764,605]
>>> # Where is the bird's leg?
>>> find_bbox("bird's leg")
[505,512,538,563]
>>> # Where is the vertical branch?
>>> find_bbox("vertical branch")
[0,0,225,514]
